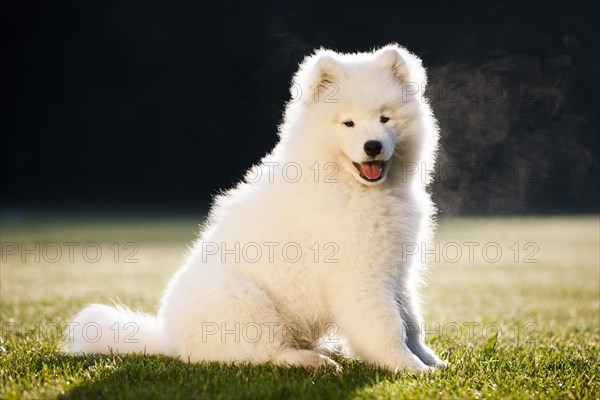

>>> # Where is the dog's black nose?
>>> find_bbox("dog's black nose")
[364,140,382,157]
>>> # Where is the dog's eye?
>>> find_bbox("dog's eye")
[343,120,355,127]
[380,116,390,124]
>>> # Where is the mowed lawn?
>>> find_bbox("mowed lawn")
[1,215,598,399]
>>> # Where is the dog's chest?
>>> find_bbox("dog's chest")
[286,188,419,270]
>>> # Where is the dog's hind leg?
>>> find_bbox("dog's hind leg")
[159,264,338,370]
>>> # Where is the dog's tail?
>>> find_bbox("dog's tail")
[63,304,167,356]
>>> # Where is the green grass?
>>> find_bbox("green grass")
[1,215,599,399]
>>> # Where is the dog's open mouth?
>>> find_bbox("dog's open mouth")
[352,160,387,182]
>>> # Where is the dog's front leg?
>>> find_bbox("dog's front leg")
[328,280,429,372]
[397,286,447,367]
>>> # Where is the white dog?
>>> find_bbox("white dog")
[65,44,445,372]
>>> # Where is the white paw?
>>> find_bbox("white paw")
[433,358,449,369]
[386,352,430,373]
[314,354,342,372]
[408,341,447,368]
[400,360,431,373]
[274,349,341,372]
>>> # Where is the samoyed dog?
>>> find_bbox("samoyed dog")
[65,44,445,372]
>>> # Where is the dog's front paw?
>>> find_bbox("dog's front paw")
[274,349,341,372]
[388,352,431,373]
[431,357,449,369]
[419,351,448,369]
[316,354,342,372]
[408,340,447,368]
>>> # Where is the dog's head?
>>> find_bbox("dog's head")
[285,44,434,187]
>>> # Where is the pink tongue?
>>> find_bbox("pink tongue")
[361,162,382,180]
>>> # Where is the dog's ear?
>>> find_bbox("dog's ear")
[312,54,339,90]
[293,49,341,104]
[307,52,341,103]
[375,44,427,89]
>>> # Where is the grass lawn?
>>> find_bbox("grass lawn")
[1,214,598,399]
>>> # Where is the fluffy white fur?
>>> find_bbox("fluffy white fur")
[65,44,445,372]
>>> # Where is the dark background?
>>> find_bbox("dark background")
[3,0,599,216]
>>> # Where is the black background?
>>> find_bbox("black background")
[4,1,599,215]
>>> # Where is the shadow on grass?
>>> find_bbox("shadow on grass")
[55,353,405,400]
